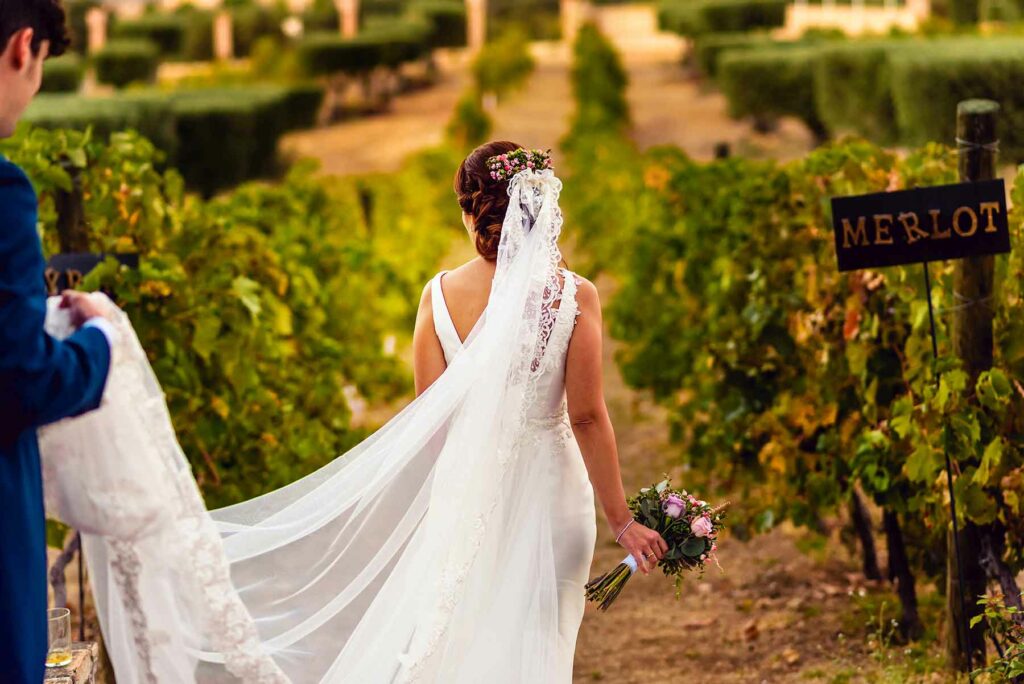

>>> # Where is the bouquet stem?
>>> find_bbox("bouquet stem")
[584,555,637,611]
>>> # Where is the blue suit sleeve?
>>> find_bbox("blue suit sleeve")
[0,161,111,446]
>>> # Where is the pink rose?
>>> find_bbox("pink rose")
[663,493,686,519]
[690,516,713,538]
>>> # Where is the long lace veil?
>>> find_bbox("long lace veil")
[39,167,570,683]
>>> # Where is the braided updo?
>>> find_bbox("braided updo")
[453,140,524,261]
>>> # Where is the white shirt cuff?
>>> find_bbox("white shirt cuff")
[82,317,119,351]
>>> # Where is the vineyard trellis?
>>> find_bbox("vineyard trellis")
[562,22,1024,674]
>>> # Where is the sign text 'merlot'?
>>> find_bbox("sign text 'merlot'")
[831,179,1010,272]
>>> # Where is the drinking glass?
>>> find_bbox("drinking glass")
[46,607,72,668]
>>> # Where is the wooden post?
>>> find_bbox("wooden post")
[55,162,88,253]
[339,0,359,38]
[84,7,107,55]
[213,11,234,62]
[466,0,487,53]
[946,98,999,672]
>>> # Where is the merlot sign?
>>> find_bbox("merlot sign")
[831,179,1010,272]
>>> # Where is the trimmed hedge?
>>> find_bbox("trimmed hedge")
[659,0,787,36]
[297,19,430,77]
[41,55,84,93]
[411,1,467,48]
[178,8,215,61]
[93,39,160,88]
[280,82,327,130]
[489,0,562,41]
[693,32,783,78]
[112,14,186,56]
[705,35,1024,159]
[22,84,325,195]
[890,40,1024,159]
[365,18,432,67]
[298,33,390,75]
[232,5,284,57]
[22,93,177,154]
[813,41,898,143]
[718,46,826,138]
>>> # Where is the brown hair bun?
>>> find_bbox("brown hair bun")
[453,140,524,261]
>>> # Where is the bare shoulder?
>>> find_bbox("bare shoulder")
[418,278,434,311]
[569,273,600,312]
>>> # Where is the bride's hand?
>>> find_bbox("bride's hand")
[616,522,667,576]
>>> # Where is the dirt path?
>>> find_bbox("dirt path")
[485,9,912,683]
[281,54,470,176]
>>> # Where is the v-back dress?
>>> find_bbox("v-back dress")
[430,269,597,681]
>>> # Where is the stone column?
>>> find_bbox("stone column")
[561,0,591,44]
[339,0,359,38]
[85,7,107,54]
[213,11,234,61]
[466,0,486,53]
[907,0,931,21]
[561,0,576,44]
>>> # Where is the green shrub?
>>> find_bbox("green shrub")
[363,17,431,67]
[658,2,703,34]
[446,91,492,148]
[701,0,788,32]
[64,0,98,53]
[41,55,84,93]
[890,39,1024,160]
[813,41,899,143]
[718,46,826,138]
[231,4,283,56]
[949,0,980,22]
[411,0,467,48]
[93,39,160,88]
[301,0,340,33]
[363,0,406,20]
[297,33,384,75]
[22,85,314,195]
[565,23,630,145]
[168,87,291,195]
[112,14,187,56]
[22,93,177,154]
[659,0,787,36]
[471,27,536,97]
[178,7,215,61]
[488,0,562,40]
[692,31,778,78]
[280,82,326,130]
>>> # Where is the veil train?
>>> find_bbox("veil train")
[40,168,570,683]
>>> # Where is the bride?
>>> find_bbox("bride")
[40,141,666,683]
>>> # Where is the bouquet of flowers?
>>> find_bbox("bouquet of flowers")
[585,478,726,611]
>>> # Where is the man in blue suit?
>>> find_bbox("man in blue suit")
[1,2,117,681]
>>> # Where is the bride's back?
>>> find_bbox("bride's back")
[428,256,579,423]
[435,258,495,345]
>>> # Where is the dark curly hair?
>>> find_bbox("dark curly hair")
[0,0,70,57]
[453,140,523,261]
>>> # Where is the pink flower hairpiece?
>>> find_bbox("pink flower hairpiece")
[486,148,554,182]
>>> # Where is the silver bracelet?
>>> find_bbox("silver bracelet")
[615,519,635,544]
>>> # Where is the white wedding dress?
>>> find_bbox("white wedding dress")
[429,268,597,673]
[38,168,599,683]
